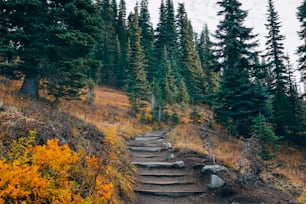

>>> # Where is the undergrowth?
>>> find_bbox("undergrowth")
[0,79,138,203]
[0,132,116,203]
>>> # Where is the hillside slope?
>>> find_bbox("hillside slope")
[0,79,304,203]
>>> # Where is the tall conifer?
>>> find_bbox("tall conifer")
[214,0,266,136]
[197,25,219,104]
[265,0,291,136]
[126,6,150,111]
[115,0,128,88]
[100,0,118,85]
[176,3,204,103]
[0,0,103,101]
[297,0,306,95]
[155,0,177,60]
[139,0,155,83]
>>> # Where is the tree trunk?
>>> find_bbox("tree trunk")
[158,105,162,125]
[20,73,40,97]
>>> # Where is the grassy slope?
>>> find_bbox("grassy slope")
[169,122,305,203]
[0,78,305,203]
[0,80,148,202]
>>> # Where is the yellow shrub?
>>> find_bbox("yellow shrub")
[0,137,117,204]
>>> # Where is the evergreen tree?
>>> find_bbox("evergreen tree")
[251,113,281,160]
[125,6,150,111]
[155,0,178,61]
[100,0,118,85]
[158,47,178,105]
[115,0,128,88]
[176,3,204,103]
[156,0,177,51]
[286,57,306,140]
[165,0,177,55]
[265,0,291,136]
[0,0,102,101]
[177,78,190,104]
[155,0,167,53]
[297,0,306,95]
[196,25,220,105]
[0,4,17,75]
[214,0,266,136]
[139,0,155,83]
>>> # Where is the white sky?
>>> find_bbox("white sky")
[126,0,304,91]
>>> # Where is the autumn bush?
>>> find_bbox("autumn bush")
[0,132,118,204]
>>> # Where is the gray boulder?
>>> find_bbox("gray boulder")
[202,164,227,175]
[208,174,225,189]
[175,161,185,168]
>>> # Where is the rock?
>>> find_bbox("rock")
[164,142,172,149]
[208,174,225,189]
[166,153,175,161]
[175,161,185,168]
[202,164,227,175]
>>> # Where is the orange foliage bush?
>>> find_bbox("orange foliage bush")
[0,136,117,204]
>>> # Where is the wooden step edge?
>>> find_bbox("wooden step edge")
[132,161,185,168]
[138,180,196,185]
[135,189,206,197]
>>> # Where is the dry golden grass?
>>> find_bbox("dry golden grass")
[170,123,305,202]
[60,86,152,139]
[268,145,306,203]
[170,124,243,170]
[168,125,208,155]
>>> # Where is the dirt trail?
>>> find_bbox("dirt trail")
[127,130,296,204]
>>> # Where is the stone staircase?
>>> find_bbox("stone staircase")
[128,129,207,203]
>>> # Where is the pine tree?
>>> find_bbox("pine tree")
[177,78,190,104]
[214,0,266,136]
[0,0,103,101]
[155,0,178,61]
[165,0,177,55]
[0,3,17,75]
[265,0,291,136]
[125,6,150,111]
[159,47,178,105]
[115,0,128,88]
[286,57,306,140]
[155,0,167,53]
[196,25,220,105]
[251,113,281,160]
[100,0,118,85]
[297,0,306,96]
[176,3,204,103]
[139,0,155,83]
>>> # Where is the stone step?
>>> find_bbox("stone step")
[132,157,167,163]
[133,161,185,168]
[137,168,189,177]
[135,184,205,197]
[138,176,196,185]
[129,146,165,152]
[139,180,195,185]
[139,130,169,137]
[130,151,165,158]
[128,141,164,147]
[128,140,170,148]
[134,136,163,141]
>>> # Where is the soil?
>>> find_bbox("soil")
[128,130,297,204]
